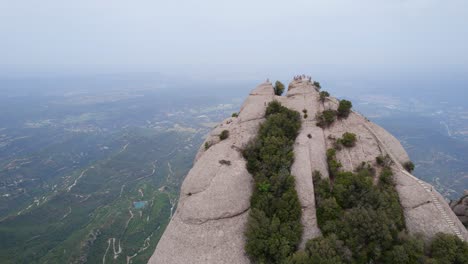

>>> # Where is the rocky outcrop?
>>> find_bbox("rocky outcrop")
[149,79,467,264]
[451,191,468,227]
[148,83,275,264]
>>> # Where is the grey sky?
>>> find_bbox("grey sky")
[1,0,467,76]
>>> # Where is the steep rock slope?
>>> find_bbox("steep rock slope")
[149,83,275,264]
[149,79,467,264]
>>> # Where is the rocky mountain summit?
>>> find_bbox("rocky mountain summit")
[149,78,467,264]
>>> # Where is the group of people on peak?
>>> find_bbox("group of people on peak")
[293,74,312,82]
[265,74,312,84]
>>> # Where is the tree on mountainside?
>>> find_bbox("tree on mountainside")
[316,110,337,128]
[319,91,330,102]
[313,81,321,90]
[403,161,415,173]
[337,100,352,118]
[274,81,285,96]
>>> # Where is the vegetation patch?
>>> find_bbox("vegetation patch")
[403,161,415,173]
[337,100,352,118]
[204,141,212,150]
[274,81,285,96]
[243,101,302,263]
[316,99,353,128]
[376,154,393,167]
[291,157,468,263]
[319,91,330,102]
[313,81,321,90]
[326,148,342,179]
[316,110,337,128]
[337,132,357,148]
[219,130,229,140]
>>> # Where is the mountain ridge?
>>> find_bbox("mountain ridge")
[149,78,467,264]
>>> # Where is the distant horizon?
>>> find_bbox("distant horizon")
[2,63,467,81]
[2,1,467,78]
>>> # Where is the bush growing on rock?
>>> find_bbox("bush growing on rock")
[231,112,239,117]
[376,154,392,167]
[326,148,342,179]
[313,81,321,90]
[204,142,212,150]
[219,130,229,140]
[337,100,352,118]
[316,110,337,128]
[274,81,285,96]
[319,91,330,102]
[338,132,357,147]
[403,161,415,173]
[376,155,384,165]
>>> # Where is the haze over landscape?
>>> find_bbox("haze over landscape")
[0,1,467,263]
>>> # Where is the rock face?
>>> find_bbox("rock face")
[451,191,468,227]
[149,79,467,264]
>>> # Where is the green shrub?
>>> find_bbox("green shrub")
[313,81,321,90]
[338,132,357,147]
[265,100,283,117]
[403,161,415,173]
[326,148,337,160]
[376,154,392,167]
[232,112,239,117]
[326,148,342,179]
[337,100,352,118]
[376,155,384,165]
[274,81,285,96]
[204,142,211,150]
[319,91,330,102]
[316,110,337,128]
[219,130,229,140]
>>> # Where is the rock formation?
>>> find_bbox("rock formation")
[451,191,468,227]
[149,78,467,264]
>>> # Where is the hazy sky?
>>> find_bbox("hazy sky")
[1,0,467,76]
